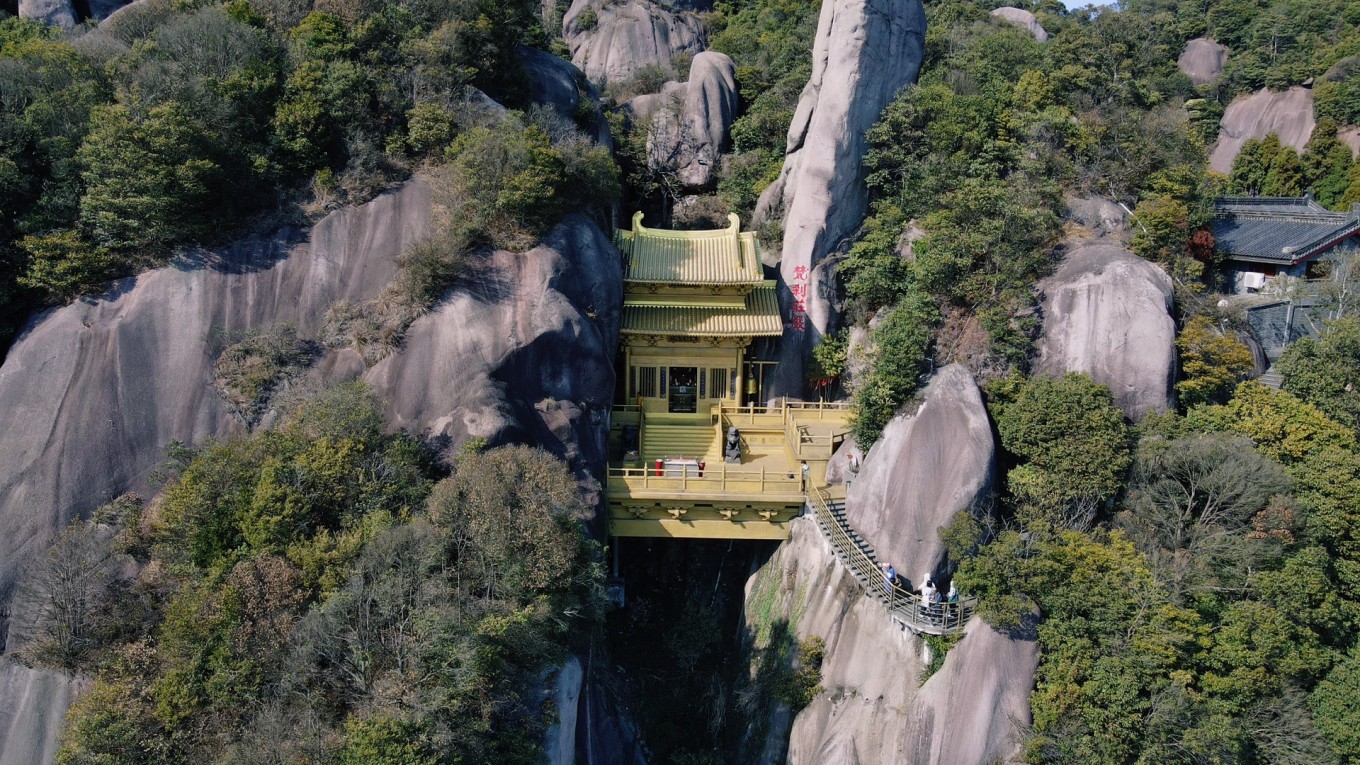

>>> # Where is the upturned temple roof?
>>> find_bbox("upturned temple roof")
[1213,195,1360,265]
[622,282,783,338]
[615,212,764,285]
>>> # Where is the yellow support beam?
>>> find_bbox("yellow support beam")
[610,518,793,540]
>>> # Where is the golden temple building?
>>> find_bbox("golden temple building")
[607,213,850,541]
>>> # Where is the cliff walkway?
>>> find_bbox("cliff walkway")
[807,487,975,637]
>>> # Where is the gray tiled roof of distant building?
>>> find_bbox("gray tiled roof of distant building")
[1213,195,1360,265]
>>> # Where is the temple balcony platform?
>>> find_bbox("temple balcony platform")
[606,401,851,540]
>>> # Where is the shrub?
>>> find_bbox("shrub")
[575,5,598,31]
[212,323,319,426]
[849,290,939,445]
[992,373,1131,528]
[1174,316,1254,408]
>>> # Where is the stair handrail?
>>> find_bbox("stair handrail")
[806,486,975,635]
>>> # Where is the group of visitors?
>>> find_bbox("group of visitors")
[883,565,960,627]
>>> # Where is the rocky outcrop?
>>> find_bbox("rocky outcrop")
[1209,86,1315,174]
[755,0,927,398]
[1340,126,1360,158]
[1178,37,1227,86]
[624,51,739,189]
[0,183,427,622]
[0,181,622,629]
[1066,194,1129,239]
[990,7,1047,42]
[748,518,1036,764]
[562,0,706,86]
[544,658,584,765]
[0,664,81,765]
[0,182,624,763]
[19,0,134,26]
[902,616,1040,764]
[1037,243,1176,420]
[18,0,76,28]
[844,364,996,586]
[366,217,622,509]
[523,46,591,118]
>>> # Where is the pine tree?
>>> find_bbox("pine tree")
[1262,143,1304,196]
[1230,137,1268,195]
[1302,118,1356,209]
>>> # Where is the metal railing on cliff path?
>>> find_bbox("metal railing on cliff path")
[806,486,976,636]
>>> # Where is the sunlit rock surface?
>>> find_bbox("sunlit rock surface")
[1209,86,1315,174]
[0,663,81,765]
[1036,243,1176,419]
[845,364,996,587]
[990,7,1048,42]
[0,180,627,764]
[562,0,706,85]
[747,518,1036,764]
[754,0,927,397]
[624,51,740,189]
[1178,37,1227,85]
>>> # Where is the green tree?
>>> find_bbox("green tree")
[78,102,224,252]
[1303,118,1356,209]
[1277,317,1360,433]
[1187,382,1356,465]
[993,373,1133,526]
[1131,195,1191,264]
[1229,136,1269,195]
[427,445,595,606]
[340,714,436,765]
[1312,647,1360,761]
[1262,143,1305,197]
[1118,434,1289,598]
[16,229,117,302]
[849,290,939,445]
[1175,315,1255,407]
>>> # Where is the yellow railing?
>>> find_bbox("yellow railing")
[806,486,975,636]
[713,402,785,426]
[608,464,803,497]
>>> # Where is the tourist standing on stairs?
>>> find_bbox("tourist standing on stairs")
[884,564,898,601]
[800,461,810,491]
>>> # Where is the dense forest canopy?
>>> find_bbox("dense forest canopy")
[5,0,1360,762]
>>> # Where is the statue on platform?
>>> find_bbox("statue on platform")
[724,427,742,463]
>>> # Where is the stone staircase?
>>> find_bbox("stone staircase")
[1258,366,1284,389]
[642,423,720,462]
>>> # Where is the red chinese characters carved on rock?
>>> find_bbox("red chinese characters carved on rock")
[790,265,808,331]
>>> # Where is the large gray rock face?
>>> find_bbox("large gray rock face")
[0,181,621,628]
[18,0,133,26]
[1209,86,1315,174]
[1036,243,1176,420]
[0,664,81,765]
[623,51,738,189]
[747,518,1036,764]
[845,364,995,586]
[1066,195,1129,239]
[1178,37,1227,86]
[1340,125,1360,157]
[901,616,1039,765]
[562,0,706,86]
[18,0,76,28]
[754,0,926,398]
[523,46,591,118]
[990,7,1047,42]
[0,184,623,764]
[366,217,623,510]
[0,183,429,624]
